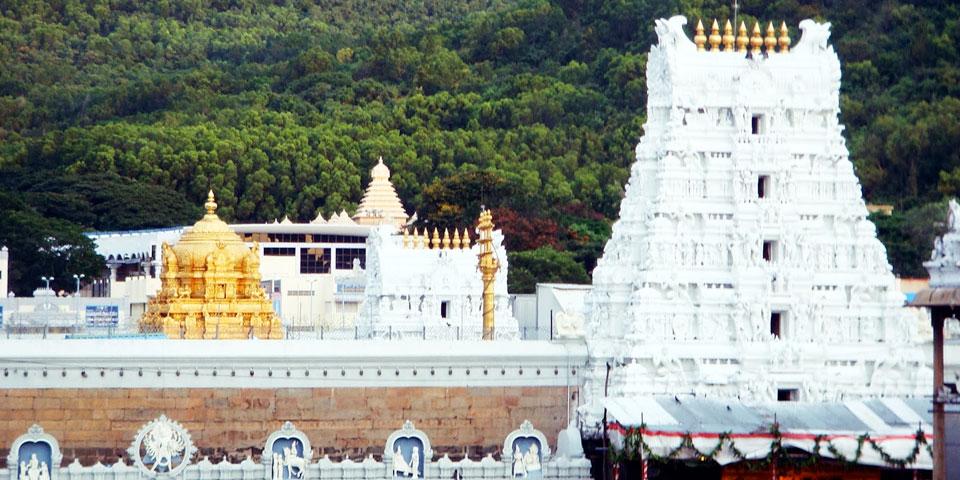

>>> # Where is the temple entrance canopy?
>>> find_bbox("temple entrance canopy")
[140,191,282,339]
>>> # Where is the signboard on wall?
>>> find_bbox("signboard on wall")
[84,305,119,327]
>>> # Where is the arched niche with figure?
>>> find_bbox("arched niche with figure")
[7,425,61,480]
[503,420,550,479]
[384,420,433,479]
[262,421,312,480]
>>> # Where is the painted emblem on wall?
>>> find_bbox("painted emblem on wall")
[127,415,195,477]
[263,421,312,480]
[384,421,433,480]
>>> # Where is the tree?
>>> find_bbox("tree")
[507,246,590,294]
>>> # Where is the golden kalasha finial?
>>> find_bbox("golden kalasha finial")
[722,20,735,51]
[694,19,706,51]
[452,229,462,249]
[412,228,421,248]
[708,19,721,51]
[764,22,777,53]
[442,228,451,249]
[430,228,440,249]
[736,21,749,53]
[402,228,410,248]
[778,21,791,52]
[462,228,471,249]
[204,190,217,215]
[750,21,763,55]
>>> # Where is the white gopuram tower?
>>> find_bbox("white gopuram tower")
[581,16,929,426]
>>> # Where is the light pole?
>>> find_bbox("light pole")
[40,276,54,290]
[308,279,317,333]
[72,274,85,295]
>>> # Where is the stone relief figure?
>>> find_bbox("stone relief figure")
[281,442,307,479]
[948,198,960,232]
[20,454,49,480]
[392,446,420,479]
[161,242,178,275]
[512,445,526,477]
[523,443,541,472]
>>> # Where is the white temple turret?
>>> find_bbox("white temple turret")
[352,157,409,229]
[580,16,928,427]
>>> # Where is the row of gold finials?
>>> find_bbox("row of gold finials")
[694,19,791,54]
[402,227,472,250]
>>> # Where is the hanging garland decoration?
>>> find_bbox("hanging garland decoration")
[608,422,931,471]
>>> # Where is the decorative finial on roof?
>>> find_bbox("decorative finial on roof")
[750,21,763,54]
[764,22,777,53]
[694,19,706,51]
[722,20,735,51]
[736,21,749,53]
[708,19,721,51]
[778,21,791,52]
[205,190,217,215]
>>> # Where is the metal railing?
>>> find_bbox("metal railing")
[2,324,557,341]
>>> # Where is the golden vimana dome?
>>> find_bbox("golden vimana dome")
[141,190,283,339]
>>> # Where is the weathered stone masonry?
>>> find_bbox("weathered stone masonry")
[0,386,575,466]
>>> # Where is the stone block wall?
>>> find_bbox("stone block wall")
[0,386,576,466]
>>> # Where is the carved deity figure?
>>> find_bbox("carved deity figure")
[392,445,419,479]
[949,199,960,232]
[524,443,541,472]
[512,445,526,477]
[282,442,306,479]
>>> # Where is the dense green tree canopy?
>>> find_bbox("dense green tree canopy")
[1,0,957,293]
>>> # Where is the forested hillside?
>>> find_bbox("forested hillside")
[1,0,958,294]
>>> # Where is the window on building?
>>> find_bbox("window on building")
[770,312,782,338]
[762,241,777,262]
[777,388,799,402]
[264,247,296,256]
[267,233,307,243]
[334,248,366,270]
[441,301,450,319]
[299,248,330,274]
[751,114,764,134]
[758,175,770,198]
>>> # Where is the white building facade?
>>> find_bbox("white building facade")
[358,226,520,339]
[581,17,929,426]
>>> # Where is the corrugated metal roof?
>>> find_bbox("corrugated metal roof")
[605,395,930,435]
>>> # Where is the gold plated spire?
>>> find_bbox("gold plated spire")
[708,19,721,51]
[462,228,471,249]
[141,192,282,340]
[736,21,749,53]
[722,20,735,51]
[764,22,777,53]
[477,209,499,340]
[452,229,462,249]
[778,21,791,52]
[402,228,410,248]
[442,228,451,249]
[694,19,706,51]
[750,21,763,55]
[430,228,440,249]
